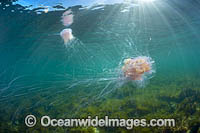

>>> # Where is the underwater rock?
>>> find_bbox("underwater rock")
[189,119,200,133]
[176,89,200,116]
[178,88,199,102]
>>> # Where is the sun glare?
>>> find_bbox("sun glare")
[124,0,156,4]
[139,0,155,3]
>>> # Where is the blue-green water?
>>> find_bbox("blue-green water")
[1,0,200,132]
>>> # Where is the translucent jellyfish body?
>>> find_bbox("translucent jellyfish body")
[60,9,74,45]
[122,56,154,80]
[60,28,74,44]
[61,9,74,27]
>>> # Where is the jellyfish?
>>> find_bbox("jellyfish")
[60,28,74,44]
[61,9,74,27]
[122,56,154,80]
[60,9,75,45]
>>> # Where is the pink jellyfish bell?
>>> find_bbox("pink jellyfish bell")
[61,9,74,27]
[60,28,74,44]
[122,56,153,80]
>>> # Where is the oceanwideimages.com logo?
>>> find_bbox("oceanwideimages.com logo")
[25,115,175,129]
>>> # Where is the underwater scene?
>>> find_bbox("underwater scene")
[0,0,200,132]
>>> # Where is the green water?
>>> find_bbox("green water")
[1,0,200,132]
